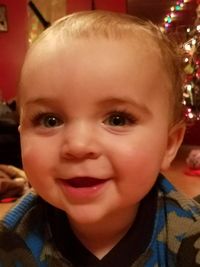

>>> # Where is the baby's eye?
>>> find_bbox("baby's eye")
[32,113,63,128]
[43,115,62,128]
[103,111,135,126]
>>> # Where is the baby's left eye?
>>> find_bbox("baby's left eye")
[103,112,135,126]
[42,115,62,128]
[31,113,63,128]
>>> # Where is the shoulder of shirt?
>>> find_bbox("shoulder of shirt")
[0,191,74,266]
[157,173,200,221]
[0,189,40,231]
[133,174,200,267]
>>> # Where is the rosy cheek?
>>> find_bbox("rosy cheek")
[21,142,44,172]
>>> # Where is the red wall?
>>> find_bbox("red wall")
[0,0,28,100]
[95,0,126,12]
[67,0,126,13]
[67,0,92,13]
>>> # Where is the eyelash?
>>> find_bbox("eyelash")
[103,110,136,126]
[30,112,63,128]
[29,110,136,128]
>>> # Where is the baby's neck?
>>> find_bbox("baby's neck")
[69,206,139,259]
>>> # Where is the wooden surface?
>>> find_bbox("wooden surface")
[0,202,14,219]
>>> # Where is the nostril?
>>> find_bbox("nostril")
[61,144,100,160]
[60,130,100,160]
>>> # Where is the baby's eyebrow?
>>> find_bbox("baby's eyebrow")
[97,97,151,115]
[23,97,56,107]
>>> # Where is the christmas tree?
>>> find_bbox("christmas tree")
[162,1,200,173]
[182,1,200,122]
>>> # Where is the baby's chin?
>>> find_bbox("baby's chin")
[65,205,110,226]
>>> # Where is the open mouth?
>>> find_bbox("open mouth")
[66,177,108,188]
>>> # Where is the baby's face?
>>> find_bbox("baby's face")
[19,37,182,226]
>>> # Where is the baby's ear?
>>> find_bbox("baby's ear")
[161,122,186,171]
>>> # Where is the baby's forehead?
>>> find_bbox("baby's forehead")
[22,33,165,92]
[29,28,161,60]
[23,37,163,85]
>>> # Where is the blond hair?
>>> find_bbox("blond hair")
[26,10,184,124]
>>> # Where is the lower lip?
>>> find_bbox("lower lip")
[57,179,109,201]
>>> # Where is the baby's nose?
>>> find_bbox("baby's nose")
[60,122,100,160]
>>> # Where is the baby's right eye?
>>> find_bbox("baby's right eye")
[32,113,63,128]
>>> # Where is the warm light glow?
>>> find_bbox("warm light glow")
[192,39,196,45]
[186,84,192,91]
[196,25,200,32]
[188,112,194,119]
[171,12,176,18]
[184,43,192,51]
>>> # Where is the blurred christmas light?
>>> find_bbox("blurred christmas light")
[162,0,192,30]
[35,1,200,124]
[175,5,181,11]
[187,84,192,91]
[188,112,194,119]
[182,11,200,123]
[196,25,200,31]
[192,38,197,45]
[184,42,192,51]
[170,12,176,18]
